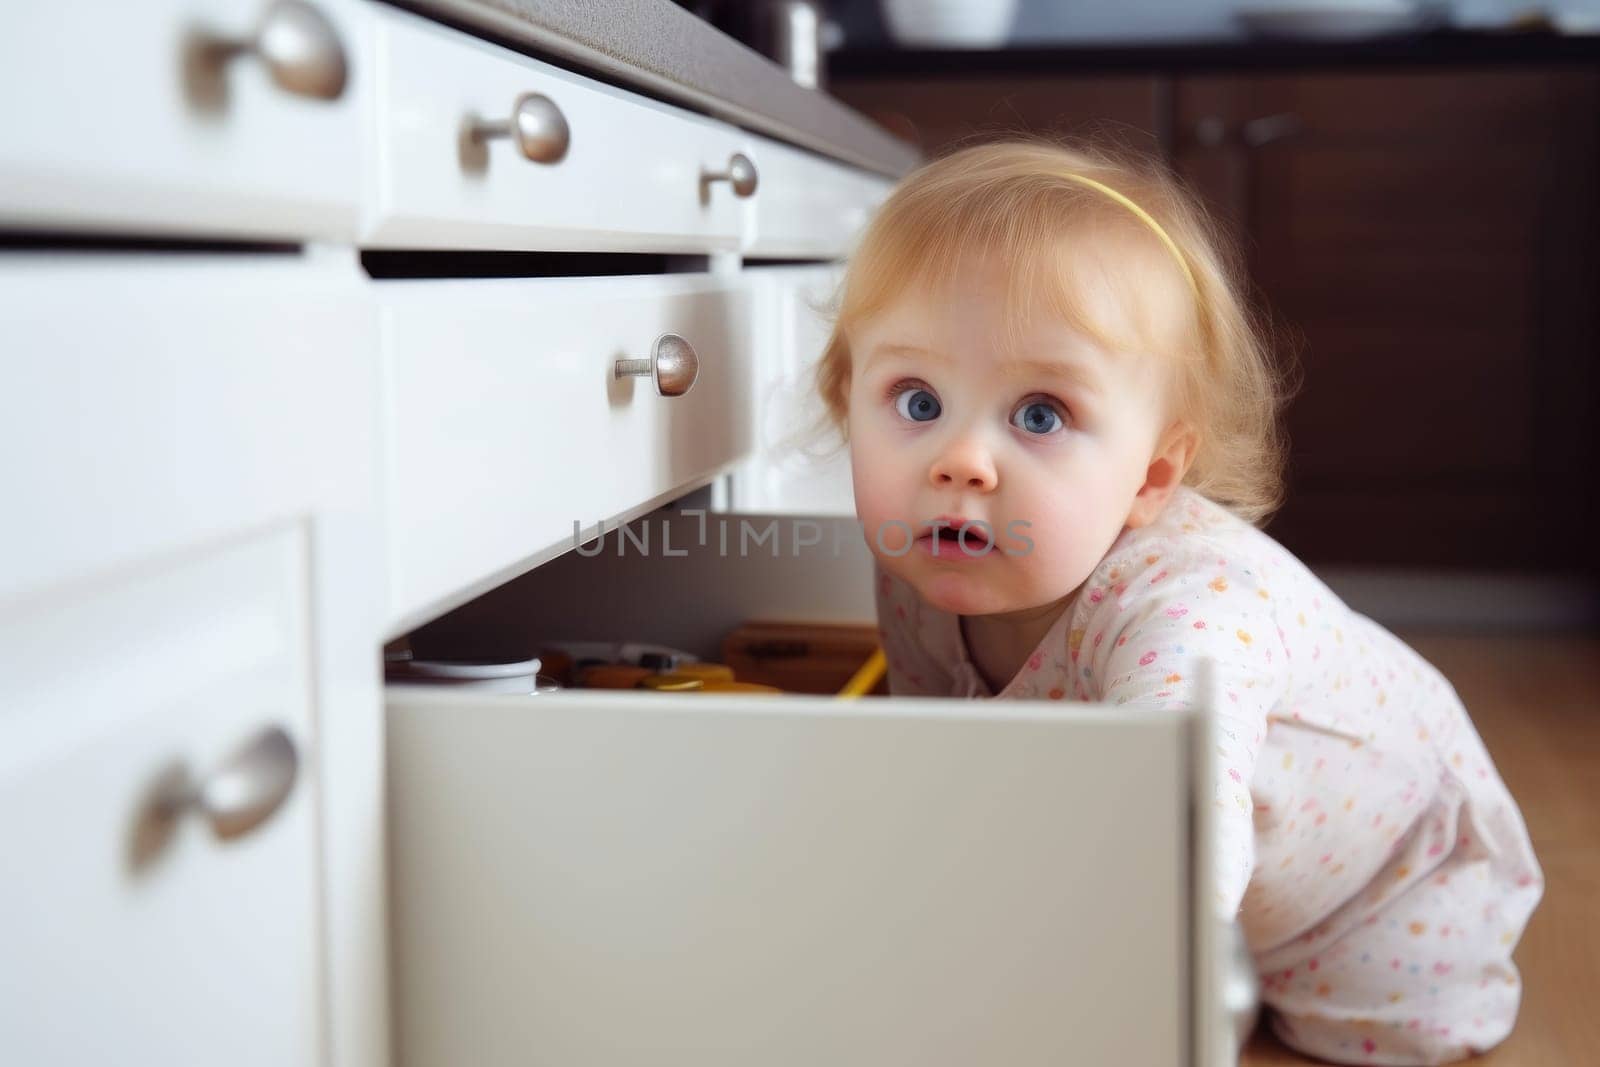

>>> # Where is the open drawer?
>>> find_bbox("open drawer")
[386,508,1231,1066]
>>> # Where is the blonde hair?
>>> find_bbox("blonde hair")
[814,138,1298,527]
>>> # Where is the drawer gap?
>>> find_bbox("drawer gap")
[743,256,842,268]
[0,230,299,255]
[361,249,710,279]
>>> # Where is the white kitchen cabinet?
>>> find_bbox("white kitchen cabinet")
[0,2,1245,1065]
[0,252,390,1067]
[379,272,754,634]
[0,527,322,1066]
[366,7,751,253]
[732,263,857,517]
[0,0,367,241]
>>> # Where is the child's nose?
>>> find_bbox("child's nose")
[929,432,998,492]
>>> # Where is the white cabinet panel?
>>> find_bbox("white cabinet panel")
[367,8,749,253]
[0,529,321,1067]
[381,273,753,631]
[733,264,857,517]
[0,253,378,605]
[0,0,366,240]
[0,251,388,1067]
[742,132,892,258]
[388,685,1202,1067]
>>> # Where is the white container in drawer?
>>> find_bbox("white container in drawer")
[0,0,366,240]
[741,131,894,259]
[0,528,321,1065]
[387,684,1225,1067]
[367,7,752,253]
[380,273,754,631]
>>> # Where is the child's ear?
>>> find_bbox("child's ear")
[1126,421,1199,529]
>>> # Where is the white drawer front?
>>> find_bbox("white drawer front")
[368,9,749,253]
[0,529,321,1066]
[742,133,893,258]
[382,274,753,629]
[388,686,1199,1067]
[0,253,378,604]
[0,0,365,240]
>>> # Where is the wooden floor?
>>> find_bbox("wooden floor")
[1241,632,1600,1066]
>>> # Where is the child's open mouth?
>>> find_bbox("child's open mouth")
[915,517,993,560]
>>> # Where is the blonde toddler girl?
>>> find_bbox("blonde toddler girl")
[814,140,1542,1066]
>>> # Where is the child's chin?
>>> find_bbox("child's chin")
[910,571,1005,616]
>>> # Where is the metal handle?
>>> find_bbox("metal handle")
[702,152,759,198]
[1195,113,1303,150]
[194,0,348,101]
[1195,115,1229,149]
[1242,112,1304,149]
[165,725,300,841]
[470,93,571,164]
[615,333,699,398]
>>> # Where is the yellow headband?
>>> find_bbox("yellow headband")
[1059,172,1200,301]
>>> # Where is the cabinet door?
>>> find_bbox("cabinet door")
[0,252,379,604]
[0,0,366,240]
[0,529,321,1066]
[1174,70,1600,569]
[732,264,857,517]
[388,685,1211,1067]
[0,252,387,1067]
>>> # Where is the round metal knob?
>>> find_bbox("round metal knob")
[163,724,300,841]
[703,152,759,198]
[1195,115,1228,149]
[470,93,571,164]
[614,334,699,398]
[1242,112,1304,149]
[199,0,349,100]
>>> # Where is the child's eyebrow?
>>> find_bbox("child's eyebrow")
[863,342,946,367]
[864,343,1105,397]
[999,357,1105,397]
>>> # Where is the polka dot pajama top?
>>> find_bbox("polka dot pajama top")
[873,486,1543,1065]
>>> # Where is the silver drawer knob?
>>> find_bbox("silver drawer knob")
[166,724,300,841]
[191,0,349,101]
[470,93,571,164]
[703,152,759,198]
[615,333,699,398]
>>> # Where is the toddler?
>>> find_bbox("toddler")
[814,141,1542,1065]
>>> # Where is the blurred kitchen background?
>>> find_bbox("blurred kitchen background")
[676,0,1600,630]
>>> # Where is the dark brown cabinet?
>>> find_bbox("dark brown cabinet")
[835,65,1600,574]
[1174,70,1600,570]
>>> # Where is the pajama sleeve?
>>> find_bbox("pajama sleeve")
[1076,534,1289,920]
[873,563,956,697]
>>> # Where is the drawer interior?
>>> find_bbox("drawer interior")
[401,490,876,669]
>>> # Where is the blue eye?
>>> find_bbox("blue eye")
[1012,400,1065,436]
[894,387,941,423]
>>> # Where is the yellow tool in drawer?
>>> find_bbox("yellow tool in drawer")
[721,621,889,697]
